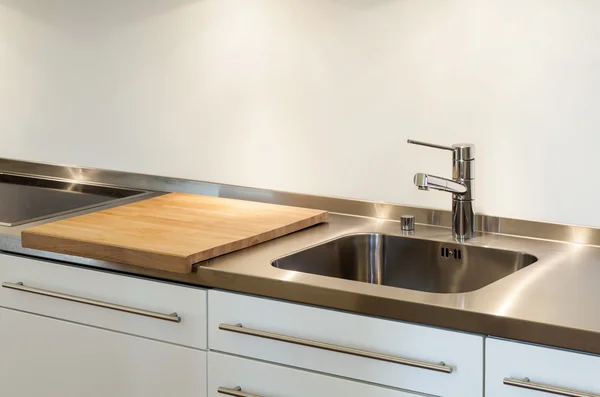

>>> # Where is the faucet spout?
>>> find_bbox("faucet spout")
[413,173,467,195]
[408,139,475,240]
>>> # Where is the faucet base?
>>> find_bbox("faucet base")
[452,200,475,241]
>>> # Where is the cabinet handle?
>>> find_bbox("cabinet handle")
[219,323,453,374]
[504,377,600,397]
[218,386,262,397]
[2,282,181,323]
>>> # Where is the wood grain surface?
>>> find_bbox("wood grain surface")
[22,193,328,274]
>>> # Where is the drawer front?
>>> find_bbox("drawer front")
[208,290,484,397]
[208,351,418,397]
[1,307,207,397]
[0,253,207,349]
[486,338,600,397]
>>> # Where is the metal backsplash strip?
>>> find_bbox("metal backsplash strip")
[1,157,599,246]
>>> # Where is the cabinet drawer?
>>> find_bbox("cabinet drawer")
[208,290,483,397]
[208,351,417,397]
[486,338,600,397]
[0,308,207,397]
[0,253,207,349]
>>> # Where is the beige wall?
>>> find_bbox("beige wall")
[1,0,598,225]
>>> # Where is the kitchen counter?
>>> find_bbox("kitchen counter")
[1,158,599,355]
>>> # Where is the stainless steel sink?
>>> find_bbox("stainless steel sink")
[272,233,538,293]
[0,172,148,227]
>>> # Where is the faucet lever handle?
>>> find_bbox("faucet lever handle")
[407,139,475,161]
[406,139,455,152]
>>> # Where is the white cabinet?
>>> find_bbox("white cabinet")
[208,290,484,397]
[0,253,207,349]
[486,338,600,397]
[208,351,419,397]
[0,307,207,397]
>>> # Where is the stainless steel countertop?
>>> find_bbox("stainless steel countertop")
[1,158,599,354]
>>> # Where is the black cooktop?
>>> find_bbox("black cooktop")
[0,173,145,226]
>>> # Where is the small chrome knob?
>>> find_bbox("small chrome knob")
[401,215,415,231]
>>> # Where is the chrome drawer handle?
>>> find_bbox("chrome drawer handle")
[219,323,453,374]
[2,282,181,323]
[504,377,600,397]
[218,386,262,397]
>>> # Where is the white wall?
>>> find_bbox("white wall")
[1,0,599,226]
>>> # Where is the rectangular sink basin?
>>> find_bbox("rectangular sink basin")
[272,233,538,293]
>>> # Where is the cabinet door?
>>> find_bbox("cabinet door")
[0,253,207,349]
[208,351,419,397]
[209,290,483,397]
[486,338,600,397]
[0,307,207,397]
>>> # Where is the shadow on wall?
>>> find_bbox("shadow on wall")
[328,0,402,10]
[0,0,201,26]
[0,0,410,22]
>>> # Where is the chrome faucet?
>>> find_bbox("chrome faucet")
[407,139,475,241]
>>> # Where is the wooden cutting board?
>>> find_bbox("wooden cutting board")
[22,193,328,274]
